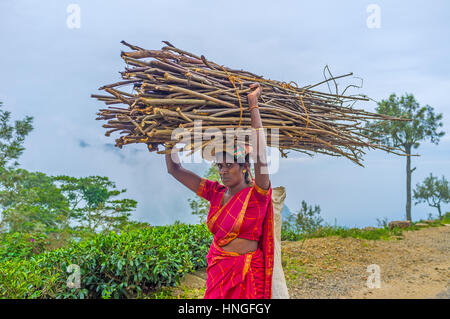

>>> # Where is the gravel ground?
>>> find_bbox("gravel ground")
[283,225,450,299]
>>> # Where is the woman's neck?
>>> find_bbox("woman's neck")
[228,181,250,196]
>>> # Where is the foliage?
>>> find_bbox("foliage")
[0,232,49,260]
[441,212,450,224]
[52,175,137,233]
[364,93,444,150]
[118,220,153,234]
[376,217,389,228]
[0,101,36,232]
[0,171,137,235]
[0,168,70,233]
[0,223,212,299]
[413,173,450,218]
[0,257,63,299]
[282,200,323,236]
[0,102,34,169]
[363,93,445,221]
[282,224,406,241]
[279,200,426,241]
[281,215,450,242]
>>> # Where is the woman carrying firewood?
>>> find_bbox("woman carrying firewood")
[164,83,274,299]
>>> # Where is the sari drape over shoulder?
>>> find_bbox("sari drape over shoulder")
[196,178,274,299]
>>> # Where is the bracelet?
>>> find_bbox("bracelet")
[249,104,259,111]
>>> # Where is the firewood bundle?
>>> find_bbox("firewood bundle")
[91,40,408,166]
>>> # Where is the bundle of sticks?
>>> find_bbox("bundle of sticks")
[92,40,408,166]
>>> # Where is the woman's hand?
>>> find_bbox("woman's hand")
[247,83,262,108]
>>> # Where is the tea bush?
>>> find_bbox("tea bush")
[0,223,212,299]
[0,232,49,260]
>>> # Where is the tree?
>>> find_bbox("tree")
[0,102,34,231]
[188,165,220,223]
[284,200,323,235]
[53,175,137,233]
[0,168,70,233]
[413,173,449,219]
[0,102,34,169]
[364,93,444,221]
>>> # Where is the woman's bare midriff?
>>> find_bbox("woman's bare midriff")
[221,237,258,255]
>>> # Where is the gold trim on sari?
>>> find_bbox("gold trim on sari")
[254,182,271,196]
[216,188,253,247]
[196,177,207,197]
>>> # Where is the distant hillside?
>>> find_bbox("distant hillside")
[282,204,293,221]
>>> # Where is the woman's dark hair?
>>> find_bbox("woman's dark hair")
[238,154,251,185]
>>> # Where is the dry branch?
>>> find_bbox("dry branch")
[91,40,410,166]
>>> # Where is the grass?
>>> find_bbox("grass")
[281,213,450,242]
[282,257,313,286]
[438,212,450,224]
[282,225,404,241]
[145,285,206,299]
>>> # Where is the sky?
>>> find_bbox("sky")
[1,0,449,228]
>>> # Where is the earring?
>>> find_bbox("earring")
[243,169,247,173]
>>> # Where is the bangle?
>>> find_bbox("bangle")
[249,104,259,111]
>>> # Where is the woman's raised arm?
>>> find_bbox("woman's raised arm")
[165,151,202,194]
[247,83,271,190]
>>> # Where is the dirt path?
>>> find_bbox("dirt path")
[282,225,449,299]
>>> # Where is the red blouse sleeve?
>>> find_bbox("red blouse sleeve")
[196,178,221,202]
[252,181,272,203]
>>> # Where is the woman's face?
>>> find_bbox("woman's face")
[215,153,248,188]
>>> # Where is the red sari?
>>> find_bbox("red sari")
[196,178,274,299]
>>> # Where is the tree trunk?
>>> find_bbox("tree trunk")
[437,204,442,219]
[405,144,412,221]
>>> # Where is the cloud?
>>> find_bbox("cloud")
[79,139,90,148]
[103,143,125,161]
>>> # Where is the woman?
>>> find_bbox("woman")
[165,83,274,299]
